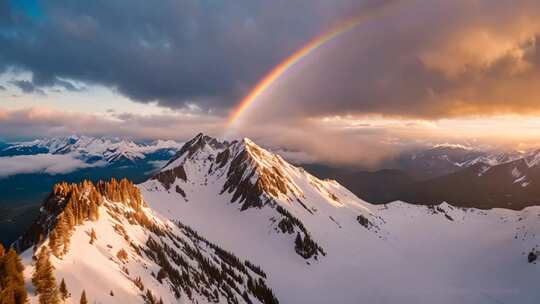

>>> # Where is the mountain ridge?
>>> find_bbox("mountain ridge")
[8,133,540,303]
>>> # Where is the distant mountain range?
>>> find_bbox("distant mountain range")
[0,135,184,163]
[397,144,525,180]
[306,144,540,210]
[11,134,540,304]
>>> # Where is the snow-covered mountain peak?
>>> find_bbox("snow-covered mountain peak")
[145,134,384,265]
[158,134,329,206]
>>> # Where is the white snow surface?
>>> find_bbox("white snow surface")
[22,189,269,304]
[138,136,540,304]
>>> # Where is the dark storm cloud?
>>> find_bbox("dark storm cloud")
[9,80,45,95]
[238,0,540,122]
[0,0,388,112]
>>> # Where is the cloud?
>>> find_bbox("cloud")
[9,80,45,95]
[0,106,224,141]
[0,0,389,112]
[0,154,106,178]
[270,149,318,165]
[2,106,538,168]
[228,118,404,168]
[0,106,397,167]
[231,0,540,122]
[1,0,540,120]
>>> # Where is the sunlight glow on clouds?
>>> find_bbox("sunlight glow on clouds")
[0,106,223,141]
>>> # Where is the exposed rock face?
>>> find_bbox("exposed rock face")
[152,165,187,190]
[356,214,372,229]
[528,251,538,263]
[175,185,186,197]
[221,149,265,209]
[220,139,305,213]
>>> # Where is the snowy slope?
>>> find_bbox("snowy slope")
[17,179,277,304]
[139,134,540,304]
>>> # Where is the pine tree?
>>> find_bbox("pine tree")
[79,290,88,304]
[89,229,97,245]
[57,215,72,255]
[0,246,28,304]
[88,199,99,221]
[32,247,60,304]
[116,249,128,262]
[48,229,60,257]
[59,278,69,300]
[134,276,144,291]
[64,207,75,229]
[294,233,302,251]
[144,289,156,304]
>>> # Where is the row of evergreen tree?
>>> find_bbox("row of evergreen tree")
[46,179,144,257]
[0,244,27,304]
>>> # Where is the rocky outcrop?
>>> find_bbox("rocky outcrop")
[152,165,187,190]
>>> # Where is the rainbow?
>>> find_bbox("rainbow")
[226,5,396,127]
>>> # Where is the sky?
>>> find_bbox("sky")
[1,0,540,167]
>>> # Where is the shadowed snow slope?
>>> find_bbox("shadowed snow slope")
[139,134,540,304]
